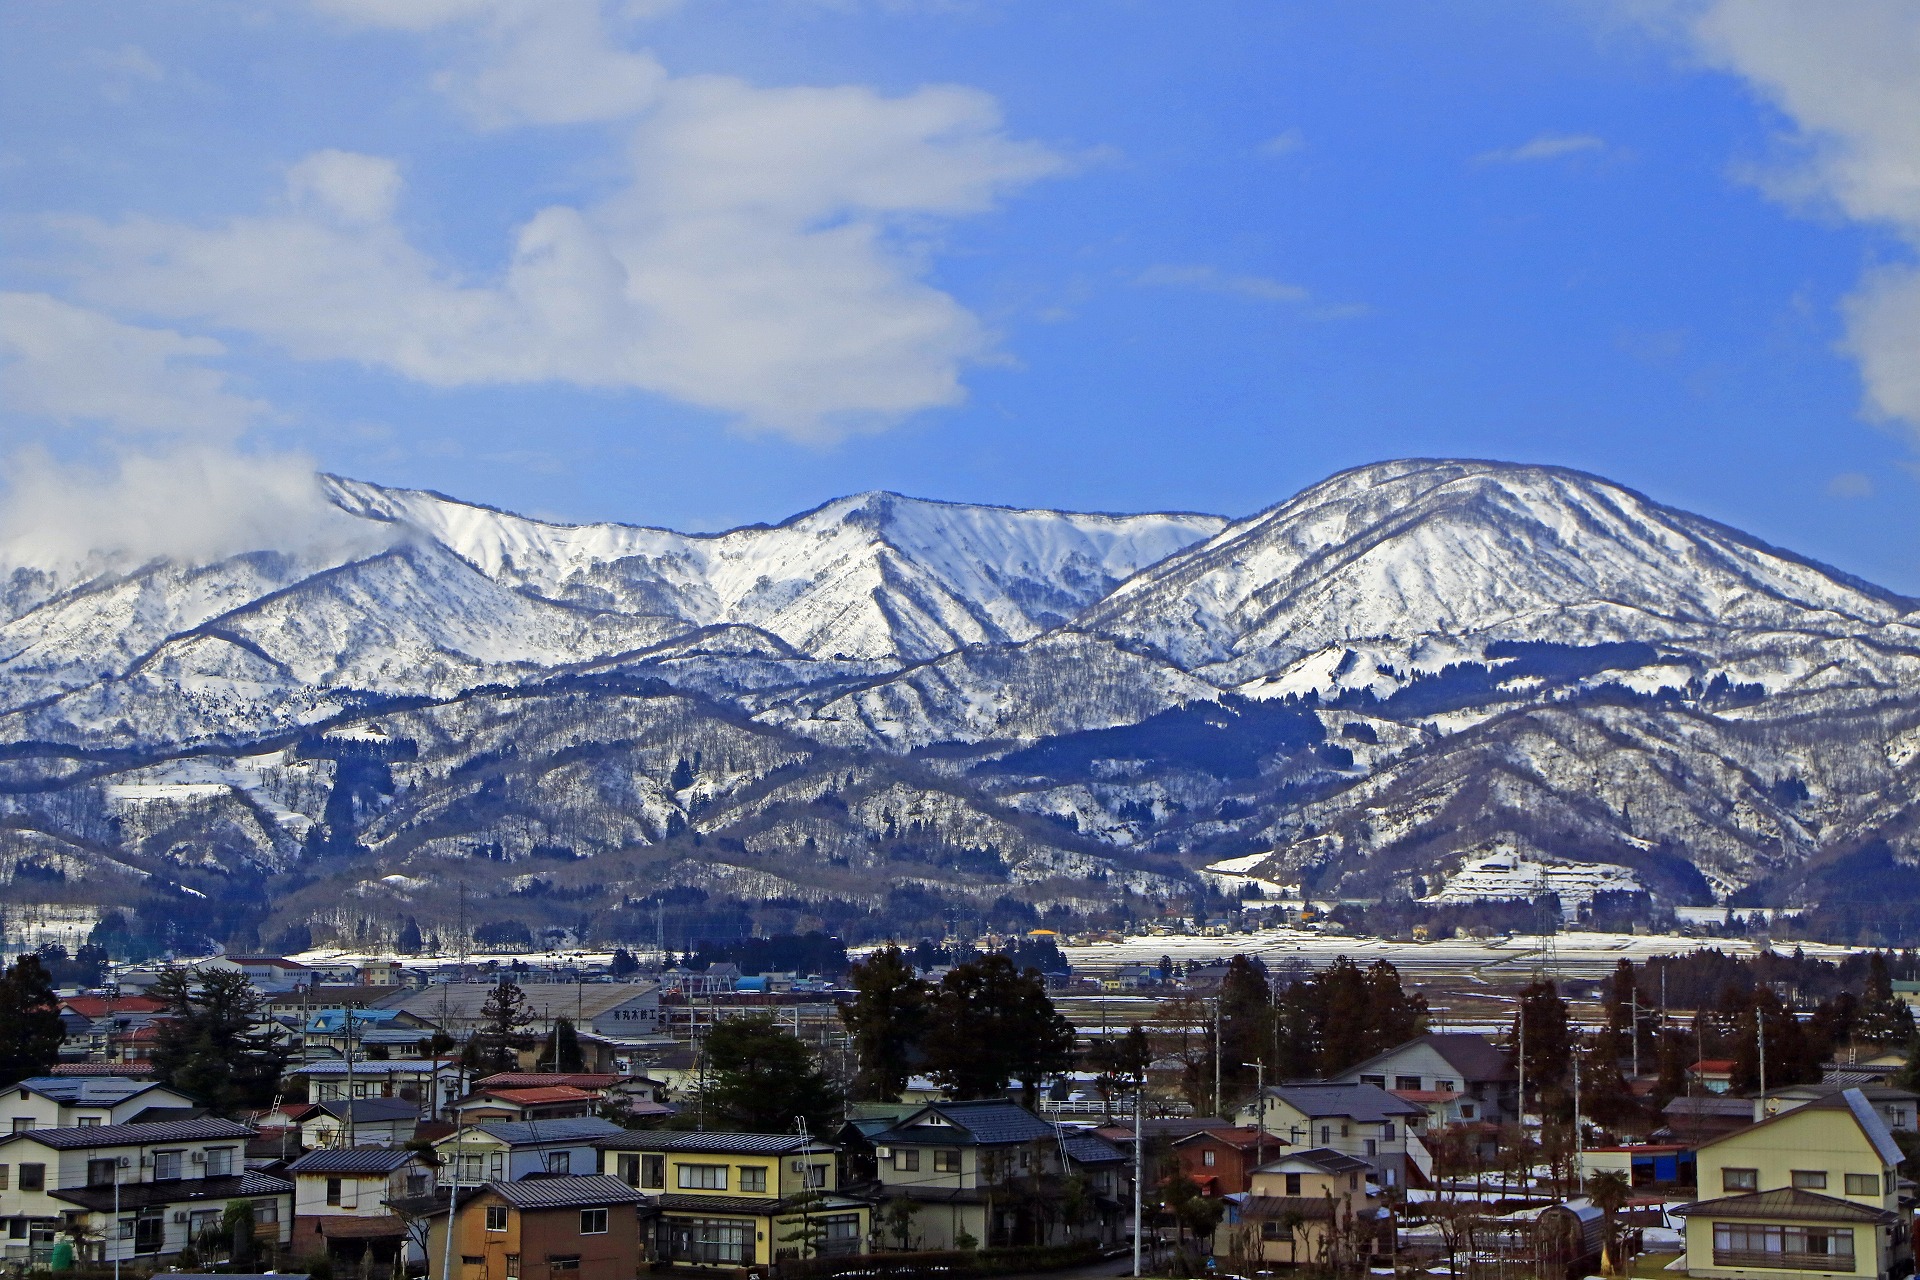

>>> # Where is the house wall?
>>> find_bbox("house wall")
[428,1193,639,1280]
[1696,1111,1897,1211]
[1682,1213,1880,1280]
[1237,1100,1409,1188]
[1332,1044,1508,1122]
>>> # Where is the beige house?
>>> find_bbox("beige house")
[1234,1083,1424,1190]
[1674,1089,1907,1280]
[1217,1148,1382,1268]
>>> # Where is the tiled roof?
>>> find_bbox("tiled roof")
[51,1171,287,1213]
[0,1117,254,1150]
[595,1131,824,1155]
[46,1064,157,1078]
[289,1147,420,1174]
[873,1099,1058,1146]
[1239,1195,1339,1221]
[1254,1147,1371,1176]
[1061,1133,1125,1165]
[289,1059,453,1076]
[476,1085,597,1105]
[1267,1083,1425,1122]
[1672,1187,1894,1225]
[312,1215,408,1239]
[469,1117,626,1146]
[489,1175,644,1209]
[11,1077,159,1104]
[650,1192,863,1215]
[476,1073,624,1090]
[1172,1127,1271,1151]
[60,996,166,1018]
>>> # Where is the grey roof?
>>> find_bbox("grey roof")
[0,1117,254,1151]
[1838,1088,1906,1166]
[1266,1082,1425,1122]
[489,1175,644,1209]
[873,1099,1058,1147]
[1672,1187,1894,1225]
[1339,1033,1514,1084]
[1766,1082,1920,1104]
[289,1146,421,1175]
[469,1117,627,1147]
[316,1097,421,1124]
[596,1131,826,1155]
[289,1060,456,1076]
[1061,1133,1125,1166]
[1662,1094,1754,1118]
[51,1170,289,1213]
[1254,1147,1372,1176]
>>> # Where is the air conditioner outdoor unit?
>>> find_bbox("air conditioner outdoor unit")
[191,1152,206,1164]
[116,1157,131,1169]
[172,1212,188,1224]
[874,1147,890,1159]
[791,1160,807,1172]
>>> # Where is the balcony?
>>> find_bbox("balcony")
[1713,1249,1856,1271]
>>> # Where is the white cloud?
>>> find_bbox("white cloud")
[1473,133,1607,165]
[1661,1,1920,430]
[0,292,264,437]
[71,74,1063,438]
[1137,264,1311,304]
[0,446,380,571]
[314,0,671,127]
[1826,470,1876,499]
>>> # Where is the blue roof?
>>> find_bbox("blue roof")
[873,1099,1058,1147]
[307,1009,404,1033]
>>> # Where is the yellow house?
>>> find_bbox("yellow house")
[1674,1089,1908,1280]
[595,1132,868,1268]
[1216,1147,1384,1268]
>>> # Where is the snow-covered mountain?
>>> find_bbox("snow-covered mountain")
[5,458,1920,953]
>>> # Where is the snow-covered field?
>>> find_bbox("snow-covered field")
[1061,924,1866,979]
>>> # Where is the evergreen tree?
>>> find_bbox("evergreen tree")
[1216,955,1271,1089]
[0,955,63,1085]
[1857,953,1916,1046]
[1512,980,1572,1112]
[475,980,536,1074]
[609,948,641,978]
[540,1016,586,1072]
[149,965,284,1111]
[396,917,423,955]
[839,945,930,1101]
[922,955,1075,1105]
[699,1012,841,1134]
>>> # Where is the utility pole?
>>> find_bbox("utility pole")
[1132,1076,1144,1278]
[1213,997,1222,1119]
[1573,1044,1584,1194]
[344,1007,357,1148]
[439,1122,463,1280]
[1758,1005,1767,1106]
[1517,997,1527,1128]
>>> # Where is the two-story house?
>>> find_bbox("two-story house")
[426,1174,645,1280]
[285,1059,466,1115]
[0,1117,289,1265]
[449,1084,598,1125]
[1,1078,202,1132]
[1758,1083,1920,1135]
[1331,1033,1516,1127]
[864,1099,1129,1252]
[287,1146,435,1274]
[298,1098,422,1149]
[1673,1089,1908,1280]
[435,1119,627,1187]
[595,1131,868,1267]
[1171,1128,1286,1197]
[55,997,169,1063]
[1217,1148,1382,1268]
[1235,1083,1424,1190]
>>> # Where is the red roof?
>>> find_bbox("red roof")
[1392,1089,1463,1103]
[61,996,165,1018]
[475,1072,623,1090]
[477,1085,597,1105]
[1692,1060,1737,1073]
[1173,1127,1277,1151]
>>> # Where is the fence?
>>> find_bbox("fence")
[771,1240,1104,1280]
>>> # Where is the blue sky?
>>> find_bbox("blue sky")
[5,2,1920,588]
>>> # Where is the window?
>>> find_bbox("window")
[77,1118,99,1128]
[1846,1173,1882,1196]
[1364,1139,1377,1157]
[678,1163,728,1190]
[485,1205,509,1232]
[616,1154,640,1187]
[1460,1104,1476,1119]
[550,1259,579,1274]
[88,1159,117,1187]
[19,1163,44,1192]
[1360,1075,1386,1088]
[933,1150,960,1173]
[641,1154,664,1189]
[1319,1126,1331,1143]
[669,1219,749,1265]
[1202,1150,1216,1167]
[1340,1123,1350,1138]
[153,1151,182,1180]
[580,1209,607,1235]
[545,1150,572,1175]
[253,1199,279,1225]
[327,1177,344,1206]
[11,1118,34,1133]
[1791,1170,1828,1190]
[1261,1221,1285,1241]
[894,1149,920,1172]
[1722,1168,1758,1192]
[1350,1172,1360,1190]
[1285,1173,1302,1196]
[206,1147,234,1177]
[458,1155,484,1183]
[1382,1123,1395,1141]
[489,1152,505,1179]
[1714,1224,1853,1269]
[0,1164,10,1190]
[811,1163,830,1188]
[504,1256,520,1280]
[1893,1108,1910,1129]
[1396,1076,1422,1091]
[737,1166,766,1193]
[1435,1079,1456,1092]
